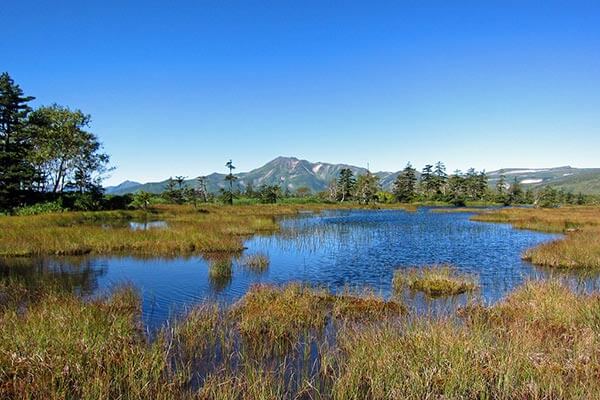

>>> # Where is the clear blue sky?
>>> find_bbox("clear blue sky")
[2,1,599,185]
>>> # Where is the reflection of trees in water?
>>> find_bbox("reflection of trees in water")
[0,256,108,295]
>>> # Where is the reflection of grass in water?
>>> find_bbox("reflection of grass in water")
[239,253,270,273]
[473,206,600,270]
[208,258,233,291]
[393,265,478,297]
[3,279,600,398]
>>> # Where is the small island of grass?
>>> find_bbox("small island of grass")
[393,264,479,297]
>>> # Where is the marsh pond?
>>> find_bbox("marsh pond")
[0,208,569,329]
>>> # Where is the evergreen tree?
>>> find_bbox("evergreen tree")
[420,164,434,198]
[392,162,417,202]
[507,178,523,205]
[496,174,509,205]
[432,161,448,198]
[337,168,355,202]
[258,184,281,204]
[447,170,467,206]
[224,159,237,205]
[0,72,35,209]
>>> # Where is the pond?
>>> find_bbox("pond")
[0,208,581,329]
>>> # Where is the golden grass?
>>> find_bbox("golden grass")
[0,203,415,257]
[232,283,405,345]
[429,207,489,213]
[2,278,600,398]
[393,264,479,297]
[239,253,270,272]
[473,206,600,269]
[331,280,600,399]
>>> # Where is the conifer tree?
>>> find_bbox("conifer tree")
[337,168,355,202]
[393,162,417,202]
[0,72,35,209]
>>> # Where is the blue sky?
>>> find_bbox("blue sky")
[2,1,599,185]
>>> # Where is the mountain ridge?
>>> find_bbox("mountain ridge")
[105,157,600,195]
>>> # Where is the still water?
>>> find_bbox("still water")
[1,208,568,329]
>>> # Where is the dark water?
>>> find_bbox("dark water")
[0,208,576,329]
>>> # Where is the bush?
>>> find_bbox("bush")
[14,200,66,216]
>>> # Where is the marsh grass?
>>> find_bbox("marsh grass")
[0,203,415,257]
[2,279,600,398]
[393,264,479,297]
[239,252,270,273]
[473,206,600,269]
[331,279,600,399]
[430,207,489,213]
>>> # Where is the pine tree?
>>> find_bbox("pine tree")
[337,168,355,202]
[432,161,448,198]
[224,159,237,205]
[0,72,35,209]
[393,163,417,202]
[420,164,434,198]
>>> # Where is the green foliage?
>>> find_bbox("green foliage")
[28,104,110,194]
[354,171,380,204]
[393,162,417,202]
[337,168,355,201]
[258,184,281,204]
[377,190,395,204]
[130,191,153,211]
[14,200,65,216]
[224,159,237,205]
[0,72,36,209]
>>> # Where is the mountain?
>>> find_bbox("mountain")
[487,166,600,194]
[105,157,600,195]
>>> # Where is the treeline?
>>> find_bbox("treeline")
[326,162,590,207]
[1,71,594,213]
[0,73,111,212]
[134,160,593,209]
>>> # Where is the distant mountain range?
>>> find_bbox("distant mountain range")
[105,157,600,195]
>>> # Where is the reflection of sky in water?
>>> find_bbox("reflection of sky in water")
[3,208,596,330]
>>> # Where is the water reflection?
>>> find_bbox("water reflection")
[1,208,599,329]
[0,256,107,295]
[129,220,168,231]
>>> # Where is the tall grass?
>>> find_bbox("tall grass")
[2,279,600,398]
[473,206,600,269]
[0,203,415,257]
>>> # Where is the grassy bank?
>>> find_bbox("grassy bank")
[2,278,599,399]
[0,203,415,257]
[473,206,600,269]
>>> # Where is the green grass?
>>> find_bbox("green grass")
[393,264,479,297]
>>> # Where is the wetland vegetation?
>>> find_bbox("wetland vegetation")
[3,72,600,399]
[2,275,600,399]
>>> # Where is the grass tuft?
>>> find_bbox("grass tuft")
[393,264,478,297]
[240,253,270,272]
